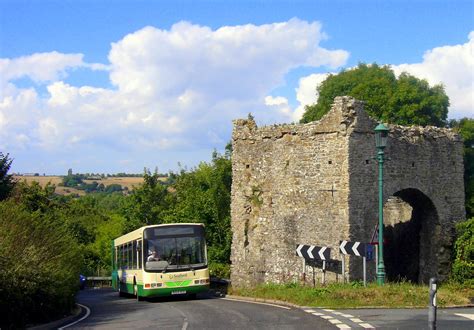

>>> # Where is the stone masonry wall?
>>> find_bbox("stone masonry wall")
[230,96,465,287]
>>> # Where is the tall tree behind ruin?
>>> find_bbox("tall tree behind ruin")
[300,63,449,127]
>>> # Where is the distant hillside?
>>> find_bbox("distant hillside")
[13,175,147,196]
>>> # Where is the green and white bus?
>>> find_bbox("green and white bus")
[111,223,210,300]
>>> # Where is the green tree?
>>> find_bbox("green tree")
[0,152,15,201]
[164,150,232,276]
[62,174,84,187]
[11,181,59,213]
[0,200,82,328]
[301,63,449,127]
[450,118,474,218]
[121,169,171,231]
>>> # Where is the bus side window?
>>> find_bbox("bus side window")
[137,240,142,269]
[132,240,137,269]
[122,244,127,269]
[128,242,133,269]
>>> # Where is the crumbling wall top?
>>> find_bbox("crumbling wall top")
[233,96,462,144]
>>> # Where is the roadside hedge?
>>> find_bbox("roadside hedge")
[451,217,474,285]
[0,201,82,329]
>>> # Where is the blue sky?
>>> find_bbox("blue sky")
[1,1,473,174]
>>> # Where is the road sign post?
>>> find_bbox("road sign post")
[322,260,326,284]
[341,254,346,283]
[339,240,369,286]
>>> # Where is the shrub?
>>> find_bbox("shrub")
[209,262,230,279]
[451,217,474,285]
[0,201,82,328]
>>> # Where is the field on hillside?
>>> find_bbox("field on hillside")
[13,175,146,195]
[83,177,145,189]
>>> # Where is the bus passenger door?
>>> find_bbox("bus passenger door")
[111,241,118,289]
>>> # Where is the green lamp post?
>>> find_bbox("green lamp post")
[375,123,389,285]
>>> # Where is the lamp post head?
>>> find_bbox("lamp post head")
[375,123,389,149]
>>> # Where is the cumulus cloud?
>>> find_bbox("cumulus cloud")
[292,73,331,121]
[264,95,292,118]
[1,19,349,168]
[392,31,474,119]
[288,31,474,122]
[0,51,108,87]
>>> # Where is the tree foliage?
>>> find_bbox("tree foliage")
[0,152,15,201]
[301,63,449,127]
[120,169,171,231]
[165,150,232,273]
[0,200,82,328]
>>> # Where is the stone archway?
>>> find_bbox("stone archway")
[383,188,439,283]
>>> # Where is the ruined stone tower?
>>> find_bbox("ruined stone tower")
[230,96,465,287]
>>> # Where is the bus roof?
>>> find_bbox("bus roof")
[114,223,205,246]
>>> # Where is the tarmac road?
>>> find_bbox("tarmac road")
[58,288,332,329]
[56,288,473,329]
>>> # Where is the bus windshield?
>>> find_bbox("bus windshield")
[144,225,207,272]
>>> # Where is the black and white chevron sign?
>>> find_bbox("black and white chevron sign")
[339,240,367,257]
[296,244,331,260]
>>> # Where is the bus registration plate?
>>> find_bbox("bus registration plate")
[171,290,186,295]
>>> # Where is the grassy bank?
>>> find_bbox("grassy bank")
[230,282,473,308]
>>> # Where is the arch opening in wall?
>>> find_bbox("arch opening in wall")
[383,188,439,284]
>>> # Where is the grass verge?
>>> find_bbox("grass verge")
[230,281,473,308]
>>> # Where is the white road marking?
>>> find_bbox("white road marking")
[304,308,355,329]
[311,312,324,316]
[455,313,474,320]
[360,322,375,328]
[350,317,363,323]
[58,304,91,329]
[221,298,291,310]
[341,314,354,318]
[329,319,342,324]
[181,319,188,330]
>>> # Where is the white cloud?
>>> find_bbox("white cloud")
[392,31,474,119]
[292,73,331,122]
[264,95,292,118]
[1,19,349,164]
[289,31,474,122]
[0,52,84,84]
